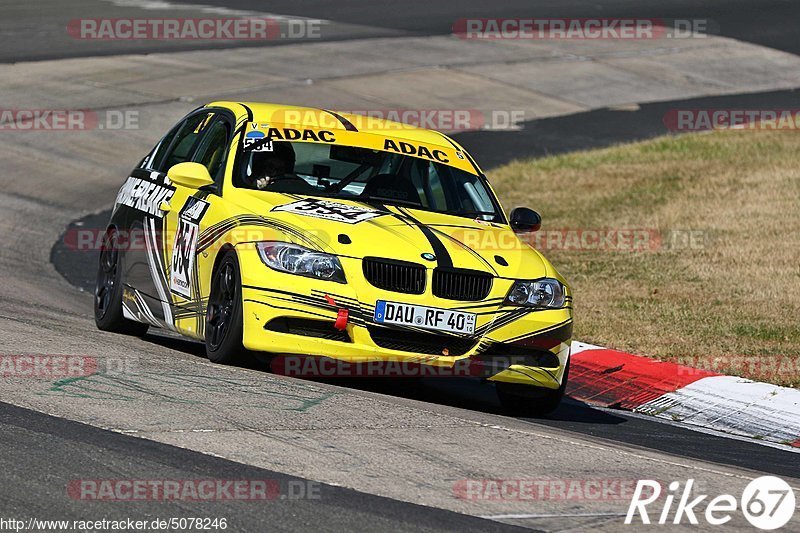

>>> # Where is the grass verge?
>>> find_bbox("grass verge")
[489,130,800,386]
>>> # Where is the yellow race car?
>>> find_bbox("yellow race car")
[94,102,573,415]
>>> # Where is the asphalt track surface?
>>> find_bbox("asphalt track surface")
[3,0,800,62]
[51,211,800,481]
[4,0,800,531]
[0,401,528,533]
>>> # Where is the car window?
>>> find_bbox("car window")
[425,162,448,210]
[141,124,180,170]
[237,141,503,222]
[160,112,216,172]
[192,118,230,180]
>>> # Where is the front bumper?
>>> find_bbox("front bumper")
[238,252,572,389]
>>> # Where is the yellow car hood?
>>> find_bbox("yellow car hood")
[233,192,550,279]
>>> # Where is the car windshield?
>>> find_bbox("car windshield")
[236,140,503,222]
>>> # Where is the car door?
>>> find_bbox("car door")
[118,110,216,330]
[163,112,235,339]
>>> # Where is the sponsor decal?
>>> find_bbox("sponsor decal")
[180,196,210,224]
[243,130,274,152]
[272,198,384,224]
[170,197,209,299]
[261,127,336,143]
[383,139,449,163]
[115,177,175,218]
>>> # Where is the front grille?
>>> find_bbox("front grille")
[265,317,351,342]
[367,326,476,356]
[432,268,493,301]
[362,257,426,294]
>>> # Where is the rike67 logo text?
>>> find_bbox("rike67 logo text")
[626,477,796,530]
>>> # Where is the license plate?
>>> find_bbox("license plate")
[373,301,476,334]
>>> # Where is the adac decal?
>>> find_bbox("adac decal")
[115,176,175,218]
[272,198,385,224]
[264,127,336,143]
[383,139,449,163]
[170,197,210,299]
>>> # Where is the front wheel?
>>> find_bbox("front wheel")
[94,228,149,336]
[496,359,569,417]
[205,251,246,365]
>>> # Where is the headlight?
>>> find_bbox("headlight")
[506,278,565,308]
[256,242,346,283]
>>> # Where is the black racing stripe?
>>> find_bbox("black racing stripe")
[396,207,453,268]
[322,109,358,132]
[431,226,498,276]
[241,289,370,327]
[238,103,254,122]
[198,215,326,253]
[505,319,574,344]
[244,300,336,322]
[474,307,534,336]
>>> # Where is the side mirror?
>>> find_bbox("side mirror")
[167,162,214,189]
[509,207,542,233]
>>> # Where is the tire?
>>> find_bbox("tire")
[496,359,569,417]
[94,228,149,336]
[205,250,246,365]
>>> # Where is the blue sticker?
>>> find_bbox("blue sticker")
[374,300,386,322]
[246,131,265,139]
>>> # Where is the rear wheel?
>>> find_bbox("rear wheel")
[496,359,569,417]
[205,251,246,365]
[94,228,149,336]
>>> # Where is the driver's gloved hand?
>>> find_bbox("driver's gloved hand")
[255,176,271,190]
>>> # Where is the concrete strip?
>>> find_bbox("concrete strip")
[3,33,800,131]
[636,376,800,446]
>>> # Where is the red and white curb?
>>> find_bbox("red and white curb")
[567,342,800,448]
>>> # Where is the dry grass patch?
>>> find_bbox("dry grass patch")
[489,130,800,386]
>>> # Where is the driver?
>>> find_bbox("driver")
[244,141,297,190]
